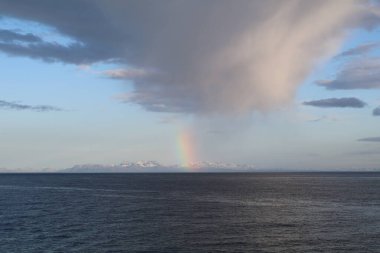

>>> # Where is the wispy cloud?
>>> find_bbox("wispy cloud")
[305,115,341,123]
[317,58,380,90]
[0,1,380,114]
[358,137,380,142]
[373,106,380,116]
[0,100,63,112]
[334,42,380,58]
[303,97,366,108]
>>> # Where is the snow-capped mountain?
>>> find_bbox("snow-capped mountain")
[61,160,255,173]
[133,160,161,168]
[185,161,254,170]
[62,161,165,173]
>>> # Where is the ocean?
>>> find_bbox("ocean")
[0,173,379,252]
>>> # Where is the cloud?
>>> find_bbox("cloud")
[347,149,380,156]
[0,41,112,64]
[0,29,42,43]
[373,106,380,116]
[305,115,340,122]
[303,97,366,108]
[334,42,380,58]
[317,58,380,90]
[358,137,380,142]
[102,68,147,80]
[0,0,380,114]
[0,100,63,112]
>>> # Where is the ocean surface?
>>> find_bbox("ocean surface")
[0,173,379,252]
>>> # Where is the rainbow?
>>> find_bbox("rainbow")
[177,128,197,171]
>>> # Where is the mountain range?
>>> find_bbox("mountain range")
[60,161,255,173]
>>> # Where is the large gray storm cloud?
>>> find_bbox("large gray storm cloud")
[0,0,379,114]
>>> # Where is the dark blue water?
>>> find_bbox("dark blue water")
[0,173,379,252]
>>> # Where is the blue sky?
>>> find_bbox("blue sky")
[1,0,380,170]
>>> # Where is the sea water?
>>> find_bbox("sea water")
[0,173,379,252]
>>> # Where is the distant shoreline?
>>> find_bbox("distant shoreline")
[1,171,380,174]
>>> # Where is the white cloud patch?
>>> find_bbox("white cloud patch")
[0,0,380,114]
[102,68,147,80]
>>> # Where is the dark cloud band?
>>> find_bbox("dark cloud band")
[0,29,42,43]
[303,97,366,108]
[358,137,380,142]
[373,106,380,116]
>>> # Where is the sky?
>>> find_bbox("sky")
[1,0,380,171]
